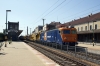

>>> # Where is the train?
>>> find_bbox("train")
[19,36,26,41]
[40,27,77,46]
[23,26,78,46]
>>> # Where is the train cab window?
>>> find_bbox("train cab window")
[71,30,77,34]
[59,31,60,33]
[62,30,70,34]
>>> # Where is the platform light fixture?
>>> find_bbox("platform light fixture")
[5,10,11,47]
[5,10,11,34]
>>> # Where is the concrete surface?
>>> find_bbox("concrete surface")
[0,41,60,66]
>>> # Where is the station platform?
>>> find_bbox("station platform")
[78,42,100,54]
[0,41,59,66]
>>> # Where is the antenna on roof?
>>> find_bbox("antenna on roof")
[88,13,92,17]
[91,13,92,16]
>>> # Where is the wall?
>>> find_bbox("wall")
[74,20,100,31]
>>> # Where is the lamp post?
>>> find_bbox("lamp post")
[5,10,11,34]
[92,20,96,46]
[5,10,11,47]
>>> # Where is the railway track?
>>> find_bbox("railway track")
[36,41,100,65]
[76,51,100,63]
[24,40,99,66]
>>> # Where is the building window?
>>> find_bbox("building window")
[95,24,97,30]
[85,26,87,31]
[10,25,12,29]
[78,27,79,31]
[81,27,83,31]
[15,25,18,30]
[90,25,92,30]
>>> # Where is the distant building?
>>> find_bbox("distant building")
[8,21,23,41]
[34,25,43,33]
[43,21,61,31]
[43,24,56,31]
[49,21,61,25]
[56,24,68,28]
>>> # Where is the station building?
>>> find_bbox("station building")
[64,12,100,43]
[7,21,23,41]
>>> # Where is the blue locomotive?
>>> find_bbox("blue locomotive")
[40,27,77,46]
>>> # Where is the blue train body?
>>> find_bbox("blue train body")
[40,29,63,45]
[40,27,78,46]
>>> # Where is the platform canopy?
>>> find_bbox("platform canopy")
[17,30,23,36]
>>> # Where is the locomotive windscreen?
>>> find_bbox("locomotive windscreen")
[62,30,70,34]
[71,30,77,34]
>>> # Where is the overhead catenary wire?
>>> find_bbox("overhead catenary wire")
[30,0,66,28]
[30,0,60,27]
[44,0,73,22]
[30,1,100,31]
[41,0,84,24]
[48,0,83,18]
[58,0,84,16]
[47,0,84,23]
[62,3,100,22]
[43,0,66,18]
[63,8,100,22]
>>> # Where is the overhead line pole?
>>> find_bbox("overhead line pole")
[27,26,28,36]
[42,19,45,27]
[30,28,31,35]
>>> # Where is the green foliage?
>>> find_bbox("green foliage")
[0,33,5,41]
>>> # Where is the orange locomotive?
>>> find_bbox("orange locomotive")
[40,26,78,46]
[59,27,77,46]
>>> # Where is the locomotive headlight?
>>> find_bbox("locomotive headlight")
[64,37,67,39]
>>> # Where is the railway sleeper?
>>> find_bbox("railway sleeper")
[25,41,100,66]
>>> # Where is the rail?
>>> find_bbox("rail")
[24,40,99,66]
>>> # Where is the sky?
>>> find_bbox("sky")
[0,0,100,35]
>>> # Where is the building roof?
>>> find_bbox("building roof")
[65,12,100,26]
[56,24,67,28]
[50,21,61,25]
[8,21,19,24]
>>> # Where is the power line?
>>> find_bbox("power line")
[48,0,73,17]
[62,3,100,22]
[30,0,60,27]
[37,0,59,16]
[58,0,84,16]
[43,0,66,18]
[63,8,100,22]
[30,0,66,28]
[46,0,84,23]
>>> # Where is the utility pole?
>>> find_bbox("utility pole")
[93,21,94,46]
[30,28,31,35]
[27,26,28,36]
[42,19,45,27]
[92,20,96,46]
